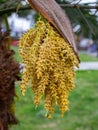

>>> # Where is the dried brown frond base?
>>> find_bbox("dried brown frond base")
[0,29,20,130]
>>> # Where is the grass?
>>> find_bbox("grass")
[79,52,98,62]
[11,70,98,130]
[11,46,22,62]
[10,46,98,130]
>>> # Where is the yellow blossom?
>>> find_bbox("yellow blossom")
[19,16,79,117]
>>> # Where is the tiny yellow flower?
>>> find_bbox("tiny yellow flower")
[19,16,79,117]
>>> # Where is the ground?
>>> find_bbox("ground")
[11,46,98,130]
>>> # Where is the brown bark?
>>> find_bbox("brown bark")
[0,30,19,130]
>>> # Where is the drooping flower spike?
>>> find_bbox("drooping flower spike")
[19,15,79,118]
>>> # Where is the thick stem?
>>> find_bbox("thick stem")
[3,14,11,49]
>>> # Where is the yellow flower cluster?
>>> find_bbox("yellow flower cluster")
[19,17,79,118]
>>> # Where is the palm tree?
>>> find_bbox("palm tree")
[56,0,98,40]
[0,0,98,40]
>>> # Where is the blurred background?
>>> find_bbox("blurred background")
[0,0,98,130]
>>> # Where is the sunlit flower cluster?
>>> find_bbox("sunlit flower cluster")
[19,17,79,118]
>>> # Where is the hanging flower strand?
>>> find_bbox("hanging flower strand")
[19,0,80,118]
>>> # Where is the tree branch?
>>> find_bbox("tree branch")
[0,4,98,15]
[0,6,31,15]
[60,4,98,9]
